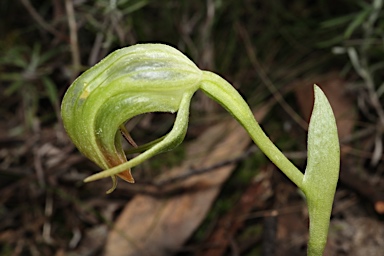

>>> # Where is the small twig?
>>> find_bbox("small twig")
[88,32,104,66]
[114,146,260,197]
[20,0,68,42]
[199,0,215,69]
[68,228,82,248]
[33,147,45,188]
[156,146,259,186]
[242,205,303,220]
[42,191,54,244]
[65,0,81,78]
[236,22,308,130]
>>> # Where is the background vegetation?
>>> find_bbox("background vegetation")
[1,0,384,255]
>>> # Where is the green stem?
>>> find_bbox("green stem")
[307,240,325,256]
[201,71,304,188]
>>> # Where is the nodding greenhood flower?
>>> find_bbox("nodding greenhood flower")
[61,44,202,192]
[61,43,305,193]
[62,43,339,255]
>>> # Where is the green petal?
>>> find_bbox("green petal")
[61,44,202,182]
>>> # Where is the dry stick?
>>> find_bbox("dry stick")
[88,33,105,66]
[235,22,308,130]
[33,145,46,188]
[42,191,54,244]
[20,0,68,42]
[65,0,81,79]
[158,146,258,186]
[199,0,215,70]
[118,146,260,197]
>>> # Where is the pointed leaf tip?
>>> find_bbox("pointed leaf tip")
[305,84,339,189]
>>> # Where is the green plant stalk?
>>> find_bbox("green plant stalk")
[61,43,340,255]
[200,71,304,188]
[199,73,339,255]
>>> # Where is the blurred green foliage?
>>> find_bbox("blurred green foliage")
[1,0,371,133]
[2,0,379,131]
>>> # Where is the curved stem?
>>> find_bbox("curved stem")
[201,71,304,188]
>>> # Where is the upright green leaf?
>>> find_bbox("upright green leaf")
[303,85,340,255]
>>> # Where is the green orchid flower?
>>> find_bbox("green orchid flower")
[61,43,339,255]
[61,44,201,192]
